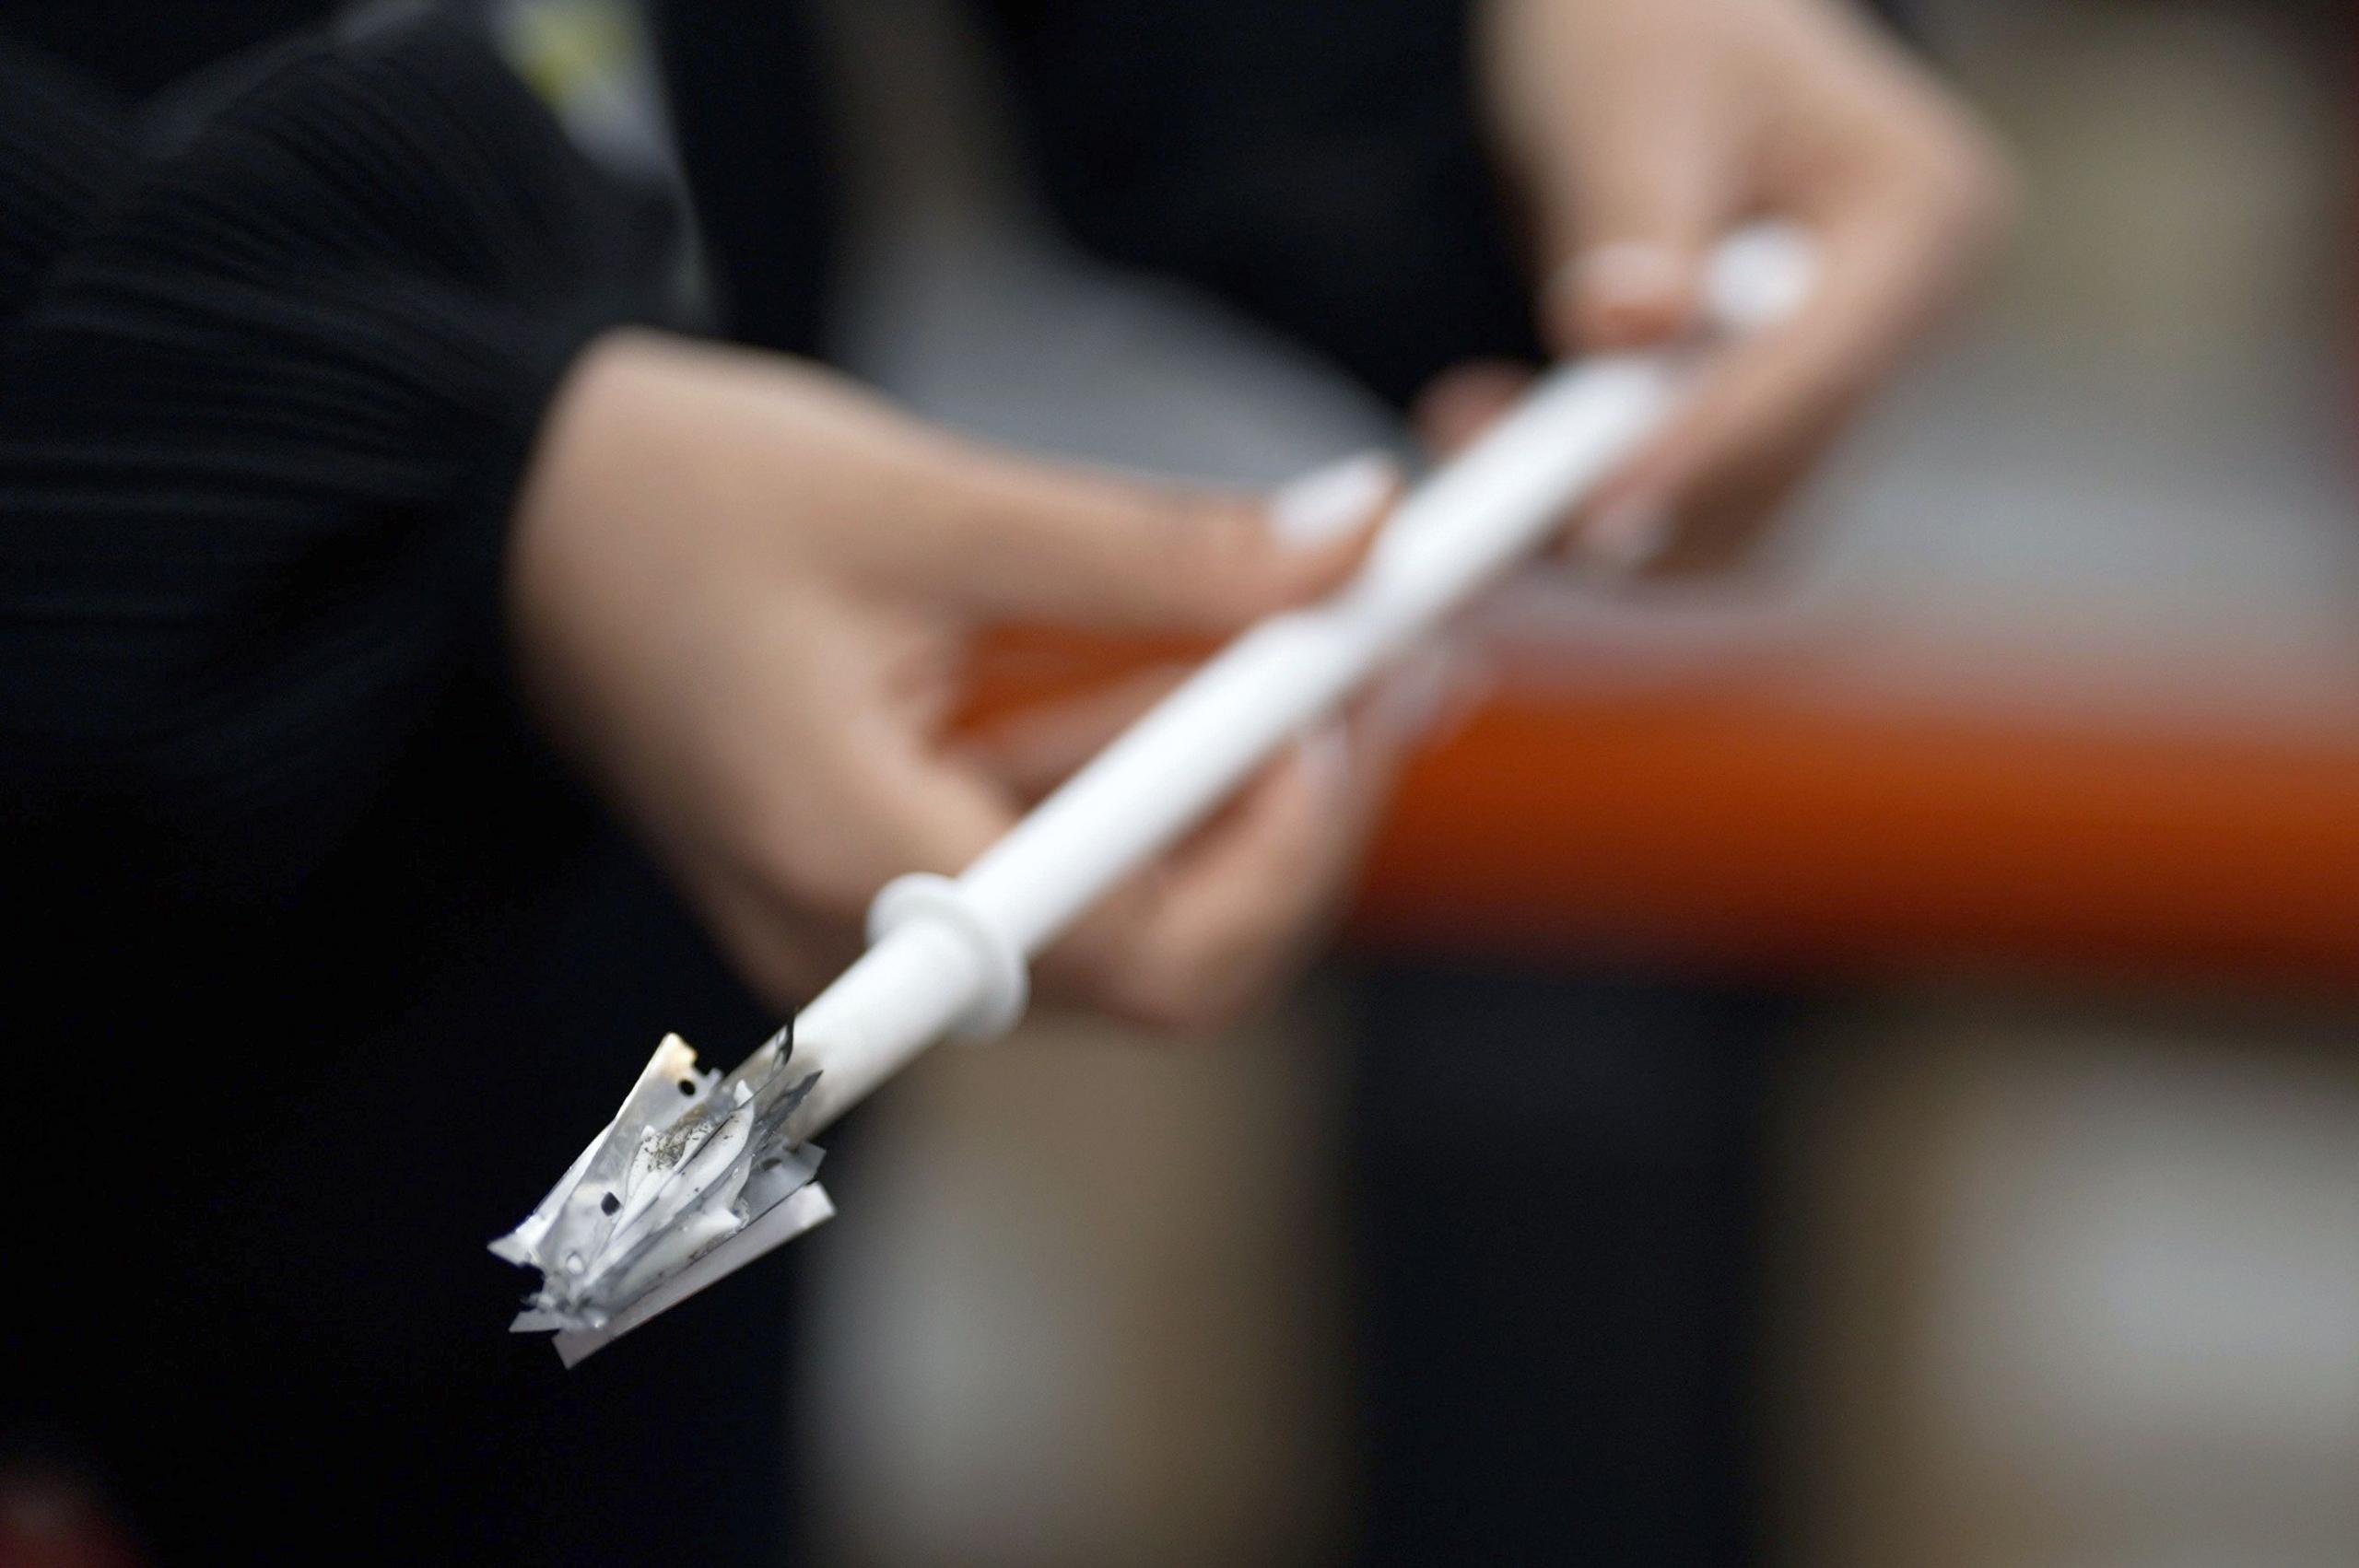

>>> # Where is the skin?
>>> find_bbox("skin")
[506,0,2014,1032]
[1434,0,2017,567]
[510,332,1419,1030]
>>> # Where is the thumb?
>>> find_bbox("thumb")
[1537,96,1728,357]
[896,446,1399,634]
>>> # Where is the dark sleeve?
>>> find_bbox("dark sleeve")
[965,0,1537,405]
[969,0,1920,407]
[0,14,674,907]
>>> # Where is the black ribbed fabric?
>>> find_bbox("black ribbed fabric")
[0,22,806,1561]
[0,12,669,907]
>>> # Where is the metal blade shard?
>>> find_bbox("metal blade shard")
[491,1024,830,1363]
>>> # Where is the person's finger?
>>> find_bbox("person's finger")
[957,665,1190,802]
[1573,153,1994,574]
[721,641,1453,1027]
[1413,361,1535,457]
[1412,361,1681,568]
[689,858,863,1015]
[708,708,1022,1003]
[1039,735,1354,1031]
[881,446,1401,634]
[1039,649,1447,1031]
[1637,435,1822,577]
[1532,69,1731,356]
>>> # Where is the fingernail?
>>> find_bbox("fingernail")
[1585,496,1673,573]
[1706,220,1818,332]
[1559,241,1689,319]
[1269,449,1399,550]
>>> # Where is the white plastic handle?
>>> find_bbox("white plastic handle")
[781,224,1817,1141]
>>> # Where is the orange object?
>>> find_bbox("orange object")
[962,627,2359,988]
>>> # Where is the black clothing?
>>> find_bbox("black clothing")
[0,10,797,1563]
[0,14,666,909]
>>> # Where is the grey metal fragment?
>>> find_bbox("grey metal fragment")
[491,1023,831,1356]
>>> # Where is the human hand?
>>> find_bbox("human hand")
[509,330,1419,1029]
[1440,0,2015,568]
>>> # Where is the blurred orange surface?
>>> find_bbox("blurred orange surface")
[965,626,2359,988]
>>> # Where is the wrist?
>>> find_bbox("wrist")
[504,327,694,776]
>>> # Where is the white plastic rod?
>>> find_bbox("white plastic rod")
[784,225,1816,1141]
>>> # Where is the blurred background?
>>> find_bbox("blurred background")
[16,0,2347,1562]
[687,0,2358,1562]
